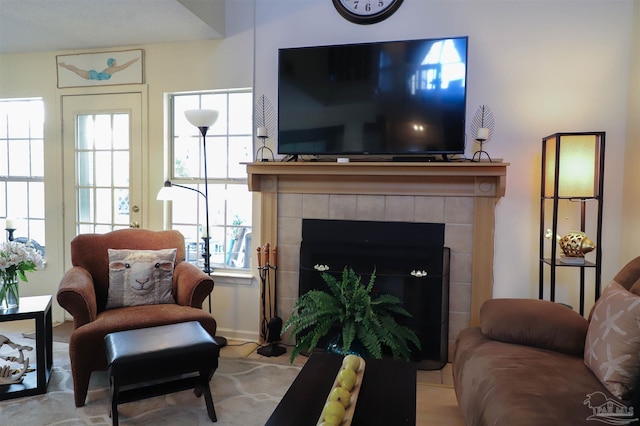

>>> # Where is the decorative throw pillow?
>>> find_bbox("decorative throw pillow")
[481,298,589,355]
[105,248,177,309]
[584,281,640,399]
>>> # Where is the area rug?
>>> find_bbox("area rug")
[23,320,74,344]
[0,333,301,425]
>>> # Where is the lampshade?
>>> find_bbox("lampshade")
[156,181,178,201]
[543,133,603,198]
[184,109,219,128]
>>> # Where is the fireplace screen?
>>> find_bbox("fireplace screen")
[299,219,450,370]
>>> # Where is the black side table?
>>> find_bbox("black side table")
[0,295,53,400]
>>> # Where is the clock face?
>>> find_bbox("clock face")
[332,0,404,25]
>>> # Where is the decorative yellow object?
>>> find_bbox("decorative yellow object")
[545,229,596,257]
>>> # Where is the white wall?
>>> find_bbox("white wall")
[254,0,636,313]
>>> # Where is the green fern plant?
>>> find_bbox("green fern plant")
[282,266,421,363]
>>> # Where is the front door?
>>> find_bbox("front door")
[62,92,143,254]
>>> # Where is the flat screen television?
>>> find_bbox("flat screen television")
[277,36,468,158]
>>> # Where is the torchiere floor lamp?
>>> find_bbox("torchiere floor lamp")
[157,108,227,347]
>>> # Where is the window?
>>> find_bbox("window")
[0,98,45,253]
[410,40,466,93]
[169,90,253,272]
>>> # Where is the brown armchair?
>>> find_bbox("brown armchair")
[57,229,217,407]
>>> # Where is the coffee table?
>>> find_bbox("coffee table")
[266,352,416,425]
[0,295,53,401]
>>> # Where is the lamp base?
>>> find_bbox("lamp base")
[257,342,286,357]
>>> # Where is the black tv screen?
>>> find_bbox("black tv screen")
[277,36,468,157]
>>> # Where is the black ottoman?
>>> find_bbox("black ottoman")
[104,321,220,425]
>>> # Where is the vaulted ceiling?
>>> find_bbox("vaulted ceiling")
[0,0,226,54]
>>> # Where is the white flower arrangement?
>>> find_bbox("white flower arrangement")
[0,240,45,283]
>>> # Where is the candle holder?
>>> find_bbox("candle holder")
[5,228,15,242]
[470,105,495,162]
[256,128,274,162]
[254,95,277,162]
[471,132,493,162]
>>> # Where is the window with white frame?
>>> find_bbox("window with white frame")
[169,90,253,272]
[0,98,46,254]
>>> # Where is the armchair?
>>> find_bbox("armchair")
[57,229,217,407]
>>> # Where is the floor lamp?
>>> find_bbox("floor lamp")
[157,108,227,347]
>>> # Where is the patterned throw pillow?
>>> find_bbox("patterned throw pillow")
[105,248,177,309]
[584,281,640,399]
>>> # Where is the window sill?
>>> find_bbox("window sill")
[209,270,255,286]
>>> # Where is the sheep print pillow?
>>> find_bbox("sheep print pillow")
[105,248,177,309]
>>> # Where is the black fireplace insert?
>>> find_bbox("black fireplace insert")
[299,219,450,370]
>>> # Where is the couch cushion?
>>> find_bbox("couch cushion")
[585,281,640,399]
[480,298,588,355]
[105,248,177,309]
[454,327,614,426]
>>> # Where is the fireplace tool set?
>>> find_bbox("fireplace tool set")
[257,243,286,357]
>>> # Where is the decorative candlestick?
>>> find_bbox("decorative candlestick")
[256,126,274,162]
[5,219,16,241]
[470,104,495,162]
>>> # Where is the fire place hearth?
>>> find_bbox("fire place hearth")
[299,219,450,370]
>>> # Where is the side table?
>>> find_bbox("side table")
[0,295,53,400]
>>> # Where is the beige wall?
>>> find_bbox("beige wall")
[0,0,638,339]
[621,0,640,262]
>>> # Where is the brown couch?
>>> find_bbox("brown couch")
[57,229,217,407]
[453,256,640,425]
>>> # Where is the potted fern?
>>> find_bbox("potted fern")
[282,265,421,363]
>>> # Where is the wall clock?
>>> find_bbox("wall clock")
[332,0,404,25]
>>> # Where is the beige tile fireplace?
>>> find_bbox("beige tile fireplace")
[247,161,508,358]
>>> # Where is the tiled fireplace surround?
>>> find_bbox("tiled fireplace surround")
[247,161,508,361]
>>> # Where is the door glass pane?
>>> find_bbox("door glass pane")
[112,114,129,149]
[95,188,112,223]
[114,188,129,225]
[75,112,130,232]
[77,115,93,149]
[94,115,112,149]
[77,188,93,222]
[113,152,129,186]
[95,151,112,186]
[76,151,93,186]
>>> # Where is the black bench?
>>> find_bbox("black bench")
[104,321,220,425]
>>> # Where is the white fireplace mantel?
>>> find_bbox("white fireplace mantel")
[246,160,509,326]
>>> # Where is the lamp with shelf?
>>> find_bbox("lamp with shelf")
[539,132,605,315]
